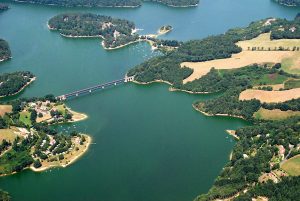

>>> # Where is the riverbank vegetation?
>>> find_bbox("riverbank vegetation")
[128,14,300,201]
[9,0,199,7]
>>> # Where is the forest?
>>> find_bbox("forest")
[0,71,35,97]
[9,0,199,7]
[0,39,11,62]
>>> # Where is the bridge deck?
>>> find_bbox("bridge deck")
[57,76,134,100]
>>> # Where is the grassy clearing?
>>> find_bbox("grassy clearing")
[254,108,300,120]
[281,155,300,176]
[239,88,300,103]
[0,105,12,117]
[0,129,17,143]
[54,104,66,115]
[19,111,32,126]
[284,79,300,89]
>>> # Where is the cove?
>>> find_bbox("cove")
[0,0,298,201]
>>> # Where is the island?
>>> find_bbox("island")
[48,13,180,50]
[0,71,36,97]
[0,94,91,176]
[10,0,199,8]
[128,14,300,200]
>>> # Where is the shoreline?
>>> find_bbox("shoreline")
[0,77,36,98]
[67,107,88,122]
[132,79,173,85]
[169,87,212,94]
[30,134,92,172]
[226,129,240,140]
[192,104,246,120]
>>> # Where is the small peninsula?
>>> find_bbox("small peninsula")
[128,15,300,200]
[10,0,199,8]
[0,39,11,63]
[48,13,180,50]
[0,94,91,176]
[0,71,35,97]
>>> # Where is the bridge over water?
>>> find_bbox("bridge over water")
[57,76,134,101]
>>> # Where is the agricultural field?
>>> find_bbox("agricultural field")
[239,88,300,103]
[281,155,300,176]
[0,129,18,144]
[0,105,12,117]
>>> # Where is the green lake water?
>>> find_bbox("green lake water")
[0,0,298,200]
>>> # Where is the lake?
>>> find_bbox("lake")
[0,0,298,200]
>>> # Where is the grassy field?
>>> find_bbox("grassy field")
[239,88,300,103]
[19,111,32,126]
[284,79,300,89]
[281,155,300,176]
[0,105,12,117]
[0,129,18,143]
[254,108,300,120]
